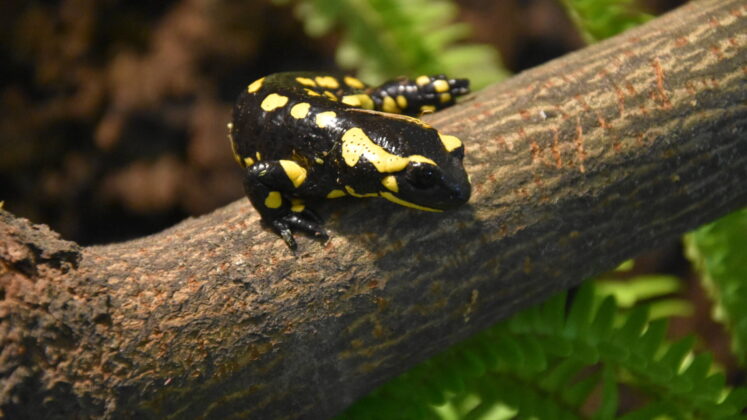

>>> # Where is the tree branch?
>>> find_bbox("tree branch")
[1,0,745,418]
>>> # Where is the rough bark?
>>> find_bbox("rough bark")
[1,0,746,418]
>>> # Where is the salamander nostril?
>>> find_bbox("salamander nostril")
[456,185,471,203]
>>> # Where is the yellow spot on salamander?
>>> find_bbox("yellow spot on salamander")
[290,198,305,213]
[342,94,374,109]
[315,76,340,89]
[296,77,317,87]
[396,95,408,109]
[345,185,379,198]
[381,175,398,193]
[433,79,449,93]
[341,127,410,173]
[261,93,289,111]
[265,191,282,209]
[279,160,307,188]
[256,151,262,160]
[439,133,463,152]
[420,105,436,114]
[359,95,374,109]
[247,77,265,93]
[324,91,338,101]
[315,157,324,164]
[305,88,321,96]
[416,75,431,86]
[344,76,365,89]
[439,93,451,103]
[380,192,442,212]
[326,189,346,199]
[341,95,361,107]
[243,156,255,167]
[382,96,399,113]
[315,111,337,128]
[409,155,437,166]
[290,102,311,119]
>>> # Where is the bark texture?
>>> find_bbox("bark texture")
[1,0,746,418]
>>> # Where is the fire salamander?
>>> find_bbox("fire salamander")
[229,72,471,250]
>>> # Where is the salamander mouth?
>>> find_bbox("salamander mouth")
[447,183,471,207]
[380,192,443,212]
[390,174,471,211]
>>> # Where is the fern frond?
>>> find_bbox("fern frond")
[275,0,506,88]
[335,283,747,419]
[685,208,747,364]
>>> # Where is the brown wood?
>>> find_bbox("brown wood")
[1,0,746,418]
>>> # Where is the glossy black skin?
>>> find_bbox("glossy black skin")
[231,72,471,249]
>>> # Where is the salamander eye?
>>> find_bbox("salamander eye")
[406,164,439,189]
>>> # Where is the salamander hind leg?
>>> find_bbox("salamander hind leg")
[242,160,327,250]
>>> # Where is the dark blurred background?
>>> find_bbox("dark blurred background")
[6,0,744,398]
[0,0,684,246]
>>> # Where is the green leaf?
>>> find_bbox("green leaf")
[614,305,648,346]
[646,298,693,320]
[538,335,573,357]
[471,337,500,372]
[685,208,747,364]
[418,378,447,406]
[565,284,595,339]
[595,275,682,308]
[458,348,487,378]
[526,302,548,334]
[515,335,547,372]
[658,336,695,377]
[571,339,600,364]
[540,291,568,334]
[637,318,667,360]
[492,334,523,368]
[593,365,618,420]
[598,340,628,362]
[614,260,634,272]
[721,388,747,415]
[423,360,458,398]
[560,0,652,43]
[700,372,726,402]
[590,295,616,341]
[617,401,670,420]
[680,353,712,391]
[507,306,533,333]
[562,370,600,406]
[439,355,467,394]
[538,358,584,392]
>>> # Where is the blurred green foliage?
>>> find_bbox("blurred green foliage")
[686,209,747,364]
[273,0,507,89]
[595,273,694,320]
[561,0,653,43]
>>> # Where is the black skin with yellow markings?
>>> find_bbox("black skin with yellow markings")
[230,71,471,250]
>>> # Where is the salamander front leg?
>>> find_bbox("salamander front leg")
[242,160,327,250]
